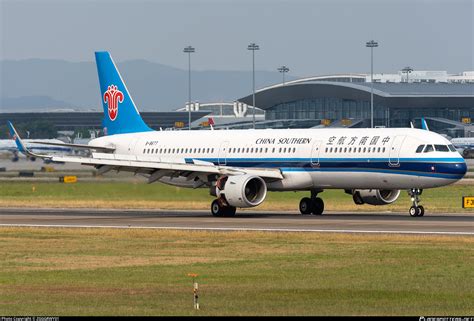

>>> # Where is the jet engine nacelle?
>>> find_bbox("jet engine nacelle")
[352,189,400,206]
[217,174,267,208]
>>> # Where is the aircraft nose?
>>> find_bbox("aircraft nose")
[455,161,468,178]
[438,161,467,180]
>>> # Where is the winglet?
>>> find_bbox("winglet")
[410,121,414,129]
[421,117,430,131]
[7,121,44,158]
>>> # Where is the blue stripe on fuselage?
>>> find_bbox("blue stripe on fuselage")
[185,157,467,179]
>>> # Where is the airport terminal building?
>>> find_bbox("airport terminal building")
[236,75,474,137]
[2,71,473,138]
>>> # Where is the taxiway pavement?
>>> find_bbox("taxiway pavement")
[0,208,472,235]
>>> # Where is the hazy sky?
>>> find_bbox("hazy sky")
[1,0,473,76]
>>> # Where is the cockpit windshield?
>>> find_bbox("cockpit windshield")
[423,145,434,153]
[434,145,449,152]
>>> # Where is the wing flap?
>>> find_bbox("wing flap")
[31,141,115,152]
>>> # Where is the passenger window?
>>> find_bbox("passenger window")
[382,147,385,153]
[435,145,449,152]
[423,145,434,153]
[377,147,381,153]
[265,148,268,153]
[363,147,366,153]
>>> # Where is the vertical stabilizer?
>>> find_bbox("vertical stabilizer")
[95,51,152,135]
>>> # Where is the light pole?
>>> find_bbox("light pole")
[402,66,413,83]
[366,40,378,128]
[248,42,259,129]
[183,45,195,130]
[278,65,289,85]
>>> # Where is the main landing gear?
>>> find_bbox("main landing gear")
[408,188,424,217]
[211,199,236,217]
[299,190,324,215]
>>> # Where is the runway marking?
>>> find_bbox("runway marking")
[1,223,473,236]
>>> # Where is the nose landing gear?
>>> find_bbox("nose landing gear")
[408,189,424,217]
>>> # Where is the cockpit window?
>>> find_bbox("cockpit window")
[423,145,434,153]
[415,145,425,153]
[434,145,449,152]
[448,145,457,152]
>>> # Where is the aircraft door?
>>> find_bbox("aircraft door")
[218,141,229,165]
[389,135,406,166]
[310,140,322,166]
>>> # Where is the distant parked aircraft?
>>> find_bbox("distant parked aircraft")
[451,137,474,157]
[0,138,72,162]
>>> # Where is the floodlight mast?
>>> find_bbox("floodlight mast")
[366,40,378,128]
[183,45,195,130]
[248,43,260,129]
[278,65,290,85]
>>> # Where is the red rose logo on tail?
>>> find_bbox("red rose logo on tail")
[103,84,124,121]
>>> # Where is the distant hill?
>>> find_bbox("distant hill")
[0,95,77,112]
[0,59,295,112]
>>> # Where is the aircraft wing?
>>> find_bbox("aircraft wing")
[8,121,283,182]
[29,141,115,152]
[51,153,284,182]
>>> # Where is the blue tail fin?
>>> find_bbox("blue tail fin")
[95,51,152,135]
[421,117,430,131]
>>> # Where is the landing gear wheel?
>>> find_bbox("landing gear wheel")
[299,197,313,215]
[211,200,236,217]
[223,206,236,217]
[211,200,223,217]
[417,205,424,217]
[311,197,324,215]
[408,189,425,217]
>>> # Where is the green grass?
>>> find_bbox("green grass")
[0,181,472,212]
[0,227,472,316]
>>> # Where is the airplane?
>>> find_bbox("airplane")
[450,137,474,158]
[0,138,72,162]
[8,51,467,217]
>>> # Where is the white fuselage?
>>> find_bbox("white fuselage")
[89,127,467,191]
